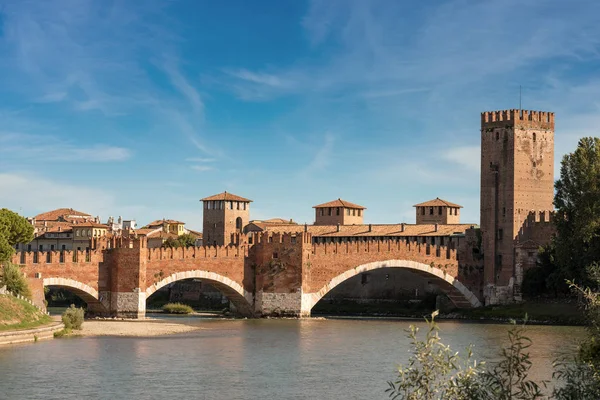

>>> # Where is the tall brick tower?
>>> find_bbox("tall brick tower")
[480,110,554,302]
[201,191,252,246]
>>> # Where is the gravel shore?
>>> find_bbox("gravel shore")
[77,319,202,337]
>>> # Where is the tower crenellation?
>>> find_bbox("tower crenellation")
[481,109,555,130]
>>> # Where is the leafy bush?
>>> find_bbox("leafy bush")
[61,305,84,330]
[162,302,194,314]
[0,263,31,298]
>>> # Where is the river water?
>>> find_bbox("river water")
[0,318,586,399]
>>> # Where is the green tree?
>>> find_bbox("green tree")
[0,208,34,263]
[554,137,600,286]
[162,233,197,248]
[1,263,32,298]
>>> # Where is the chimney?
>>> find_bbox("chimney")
[434,223,438,232]
[336,223,340,232]
[304,223,308,233]
[368,224,372,232]
[58,227,61,232]
[401,223,405,232]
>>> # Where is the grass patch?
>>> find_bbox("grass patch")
[451,300,585,325]
[53,328,72,338]
[0,294,51,331]
[162,302,194,314]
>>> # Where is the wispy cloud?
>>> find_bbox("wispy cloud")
[441,146,480,171]
[0,132,131,162]
[190,165,214,172]
[185,157,216,163]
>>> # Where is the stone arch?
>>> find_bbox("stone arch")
[43,277,108,314]
[145,270,254,317]
[302,260,481,314]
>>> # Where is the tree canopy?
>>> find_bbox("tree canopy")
[0,208,34,263]
[554,137,600,285]
[162,233,197,249]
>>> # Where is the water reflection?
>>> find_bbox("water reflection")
[0,319,586,400]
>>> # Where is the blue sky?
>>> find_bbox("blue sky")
[0,0,599,230]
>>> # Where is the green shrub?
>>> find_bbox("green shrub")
[61,305,84,330]
[53,328,72,338]
[162,302,194,314]
[0,263,31,298]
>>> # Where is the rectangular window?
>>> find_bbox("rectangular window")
[502,207,506,217]
[272,252,278,259]
[243,203,247,210]
[328,208,332,216]
[27,244,31,251]
[237,202,240,210]
[352,209,356,216]
[39,245,43,251]
[336,208,340,216]
[62,245,66,250]
[429,207,434,215]
[421,207,425,216]
[358,210,362,217]
[230,201,233,210]
[497,229,503,241]
[51,245,55,250]
[347,209,350,216]
[320,209,324,216]
[439,206,443,215]
[440,236,445,246]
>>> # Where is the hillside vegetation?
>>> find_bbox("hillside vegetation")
[0,294,51,331]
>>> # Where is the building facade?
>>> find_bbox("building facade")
[201,191,252,246]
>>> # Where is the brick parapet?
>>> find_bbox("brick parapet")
[481,109,554,130]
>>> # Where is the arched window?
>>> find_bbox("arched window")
[533,132,537,142]
[236,217,243,231]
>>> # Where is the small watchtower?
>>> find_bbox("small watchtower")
[313,198,365,225]
[413,198,462,225]
[201,191,252,246]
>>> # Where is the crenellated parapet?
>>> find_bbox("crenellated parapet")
[481,109,554,130]
[145,244,247,261]
[517,210,556,245]
[12,248,106,265]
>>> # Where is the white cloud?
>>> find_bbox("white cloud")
[190,165,214,172]
[185,157,216,163]
[0,132,131,162]
[0,173,115,217]
[225,69,294,88]
[441,146,480,171]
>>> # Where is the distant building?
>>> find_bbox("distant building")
[201,191,252,246]
[413,198,462,225]
[313,198,365,226]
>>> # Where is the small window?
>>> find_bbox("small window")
[528,251,535,258]
[243,202,247,210]
[273,252,278,259]
[352,209,356,216]
[62,245,66,250]
[320,209,324,216]
[213,223,217,228]
[533,132,536,142]
[336,207,340,216]
[347,209,350,216]
[438,206,443,215]
[39,245,43,251]
[421,207,425,216]
[51,245,55,250]
[237,202,240,210]
[358,210,362,217]
[291,236,297,244]
[27,244,31,251]
[497,228,503,241]
[502,207,506,217]
[496,132,499,141]
[429,207,434,215]
[15,244,19,250]
[328,208,332,216]
[230,201,233,210]
[533,161,537,167]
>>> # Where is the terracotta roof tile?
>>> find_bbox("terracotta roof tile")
[201,191,252,202]
[313,199,366,209]
[254,223,477,237]
[145,219,185,227]
[413,198,463,208]
[34,208,92,221]
[73,222,109,228]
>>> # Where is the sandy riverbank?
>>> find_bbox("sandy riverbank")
[55,317,203,337]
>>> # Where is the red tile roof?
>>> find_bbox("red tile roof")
[253,223,477,237]
[413,198,463,208]
[145,219,185,227]
[313,199,366,209]
[201,191,252,202]
[34,208,92,221]
[73,222,109,228]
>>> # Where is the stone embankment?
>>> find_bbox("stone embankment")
[0,322,64,345]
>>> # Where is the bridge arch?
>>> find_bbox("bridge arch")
[145,270,254,317]
[42,277,108,314]
[303,260,481,314]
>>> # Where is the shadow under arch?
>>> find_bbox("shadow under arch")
[43,277,108,315]
[303,259,482,315]
[145,270,254,317]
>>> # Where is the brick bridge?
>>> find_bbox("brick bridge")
[13,232,482,318]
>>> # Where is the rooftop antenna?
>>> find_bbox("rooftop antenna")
[519,85,522,111]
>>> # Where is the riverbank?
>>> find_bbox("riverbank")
[0,294,51,332]
[314,299,585,325]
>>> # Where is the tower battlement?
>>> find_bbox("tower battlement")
[481,109,554,130]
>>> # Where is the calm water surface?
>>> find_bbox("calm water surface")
[0,318,586,399]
